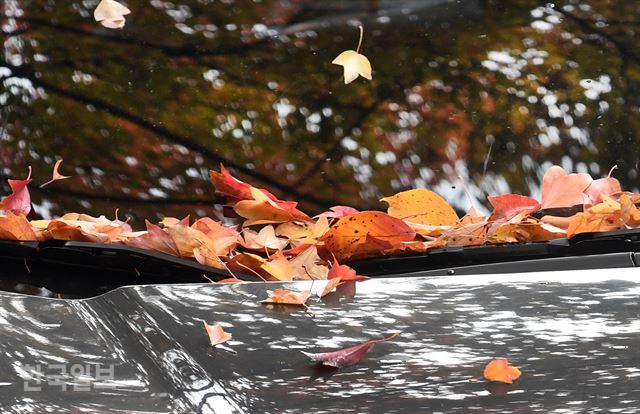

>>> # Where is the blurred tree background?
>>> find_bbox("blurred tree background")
[1,0,639,224]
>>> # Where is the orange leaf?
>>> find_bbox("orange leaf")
[203,321,232,346]
[320,211,415,261]
[217,278,243,283]
[0,213,37,241]
[483,358,522,384]
[621,193,640,227]
[261,288,311,305]
[40,159,71,188]
[441,221,488,246]
[327,258,368,281]
[259,251,293,281]
[242,225,289,251]
[381,189,458,226]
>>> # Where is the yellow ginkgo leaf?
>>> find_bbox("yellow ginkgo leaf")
[332,26,372,84]
[94,0,131,29]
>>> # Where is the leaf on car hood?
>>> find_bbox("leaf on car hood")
[483,358,522,384]
[302,333,400,368]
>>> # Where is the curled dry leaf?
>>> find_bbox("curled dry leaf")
[203,321,232,346]
[488,219,566,244]
[566,196,623,237]
[381,188,459,226]
[40,159,71,188]
[483,358,522,384]
[320,211,415,261]
[1,167,32,216]
[261,288,311,305]
[289,245,329,280]
[0,213,37,241]
[302,332,400,368]
[125,220,180,256]
[94,0,131,29]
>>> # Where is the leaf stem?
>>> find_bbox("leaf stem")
[356,25,364,53]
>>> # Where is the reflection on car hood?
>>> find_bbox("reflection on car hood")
[2,268,640,413]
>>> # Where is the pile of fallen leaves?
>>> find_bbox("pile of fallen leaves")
[1,163,639,285]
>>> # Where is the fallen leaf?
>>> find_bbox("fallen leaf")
[584,176,621,205]
[125,220,180,256]
[620,193,640,227]
[320,211,415,261]
[488,194,540,222]
[319,206,359,219]
[566,196,623,237]
[302,333,400,368]
[235,187,311,226]
[541,165,592,209]
[0,213,37,241]
[262,288,311,305]
[40,159,71,188]
[259,251,293,281]
[483,358,522,384]
[191,217,241,255]
[381,189,458,226]
[319,277,344,298]
[327,258,368,281]
[203,321,232,346]
[94,0,131,29]
[242,225,289,251]
[1,167,32,216]
[441,221,488,246]
[488,219,566,243]
[289,245,329,280]
[217,278,243,283]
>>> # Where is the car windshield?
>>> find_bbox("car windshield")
[2,1,638,220]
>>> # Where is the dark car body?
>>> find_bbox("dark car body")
[2,262,640,413]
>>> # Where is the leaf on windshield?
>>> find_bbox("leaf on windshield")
[1,167,32,216]
[381,188,459,226]
[584,175,621,205]
[0,213,37,241]
[318,206,359,219]
[332,26,372,84]
[566,196,623,237]
[320,211,415,261]
[289,245,329,280]
[94,0,131,29]
[483,358,522,384]
[302,333,400,368]
[487,194,540,222]
[40,159,71,188]
[204,321,232,347]
[319,277,344,298]
[541,165,592,209]
[242,225,289,251]
[262,288,311,305]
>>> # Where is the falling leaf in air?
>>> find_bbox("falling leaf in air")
[1,167,32,216]
[332,25,372,84]
[203,321,232,347]
[302,333,400,368]
[381,189,459,226]
[483,358,522,384]
[40,160,71,188]
[262,288,311,306]
[94,0,131,29]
